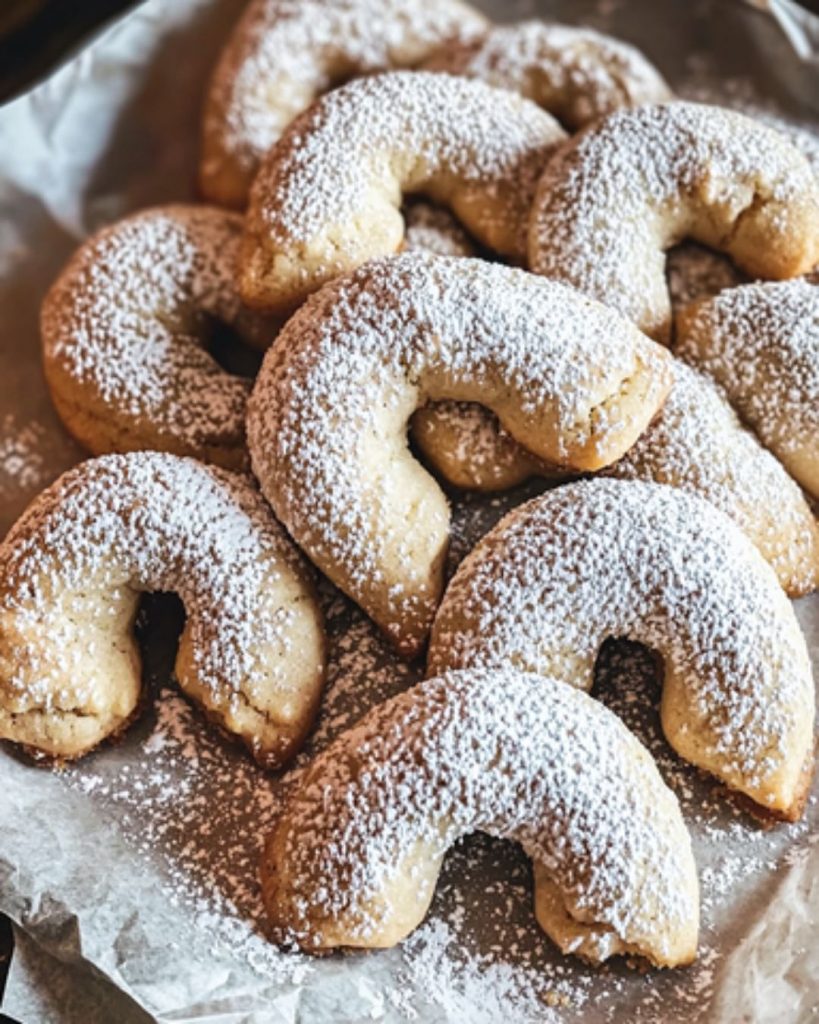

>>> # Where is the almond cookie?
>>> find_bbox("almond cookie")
[42,205,278,471]
[529,103,819,341]
[0,452,326,767]
[676,277,819,500]
[240,71,566,312]
[263,668,699,967]
[424,21,670,128]
[246,253,672,657]
[428,479,815,821]
[609,362,819,596]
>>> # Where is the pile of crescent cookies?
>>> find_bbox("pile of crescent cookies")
[2,0,818,972]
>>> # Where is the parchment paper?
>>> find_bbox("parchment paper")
[0,1,818,1021]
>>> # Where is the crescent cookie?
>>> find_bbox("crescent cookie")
[529,103,819,341]
[200,0,488,208]
[239,71,566,312]
[675,277,819,500]
[41,205,278,472]
[246,253,672,657]
[0,452,326,767]
[424,21,671,128]
[428,479,815,821]
[262,668,699,967]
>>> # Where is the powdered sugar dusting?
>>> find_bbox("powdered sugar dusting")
[69,682,310,986]
[426,20,670,128]
[392,917,566,1023]
[249,70,565,258]
[0,452,314,725]
[41,206,277,466]
[413,399,542,489]
[429,479,814,806]
[667,243,746,308]
[679,68,819,179]
[0,415,50,505]
[607,361,819,594]
[530,102,819,337]
[267,667,698,963]
[403,201,477,258]
[204,0,488,182]
[675,278,819,494]
[247,252,669,646]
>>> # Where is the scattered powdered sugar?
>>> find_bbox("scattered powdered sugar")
[0,415,49,502]
[530,102,819,338]
[674,278,819,489]
[249,70,565,259]
[392,917,566,1024]
[55,572,815,1021]
[204,0,488,180]
[57,587,428,1004]
[41,206,277,465]
[429,478,814,807]
[0,452,316,733]
[425,20,670,129]
[68,681,311,986]
[247,252,669,646]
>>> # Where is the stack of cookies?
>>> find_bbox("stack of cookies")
[1,0,818,974]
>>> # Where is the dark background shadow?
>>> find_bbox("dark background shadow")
[0,2,141,104]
